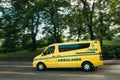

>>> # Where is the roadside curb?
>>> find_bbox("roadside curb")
[0,61,32,65]
[103,60,120,65]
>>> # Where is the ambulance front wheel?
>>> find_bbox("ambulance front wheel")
[37,63,46,71]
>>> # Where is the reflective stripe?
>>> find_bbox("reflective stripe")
[34,53,98,61]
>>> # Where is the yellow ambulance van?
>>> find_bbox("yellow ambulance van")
[33,40,103,71]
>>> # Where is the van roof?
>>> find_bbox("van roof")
[50,40,98,46]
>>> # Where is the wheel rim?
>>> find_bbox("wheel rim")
[38,64,44,70]
[83,63,91,71]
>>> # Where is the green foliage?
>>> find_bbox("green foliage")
[21,34,32,49]
[67,0,86,41]
[0,39,4,47]
[36,35,64,48]
[0,0,48,51]
[0,29,4,39]
[43,0,70,43]
[103,40,120,46]
[1,13,21,51]
[0,0,120,53]
[102,45,120,59]
[102,40,120,59]
[36,39,48,48]
[0,48,45,61]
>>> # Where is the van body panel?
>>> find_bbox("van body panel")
[33,40,103,69]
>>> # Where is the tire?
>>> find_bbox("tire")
[82,62,95,72]
[37,63,46,71]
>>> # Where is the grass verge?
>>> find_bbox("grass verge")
[0,48,45,61]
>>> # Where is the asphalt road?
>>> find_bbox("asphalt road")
[0,61,120,80]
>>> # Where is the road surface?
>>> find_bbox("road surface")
[0,61,120,80]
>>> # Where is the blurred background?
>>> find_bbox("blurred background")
[0,0,120,61]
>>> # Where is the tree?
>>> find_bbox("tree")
[11,0,46,50]
[107,0,120,37]
[43,0,70,43]
[94,0,120,46]
[1,0,120,52]
[93,0,109,46]
[67,0,86,41]
[81,0,95,40]
[1,10,22,51]
[0,0,7,39]
[0,0,26,51]
[0,0,47,51]
[24,0,47,51]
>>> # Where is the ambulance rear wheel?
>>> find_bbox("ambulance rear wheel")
[37,63,46,71]
[82,62,94,72]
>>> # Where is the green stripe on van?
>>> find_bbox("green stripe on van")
[58,53,98,58]
[34,53,99,61]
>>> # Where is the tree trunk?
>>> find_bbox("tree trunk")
[88,25,94,40]
[77,27,81,41]
[99,12,103,48]
[50,12,59,43]
[81,0,95,40]
[31,17,37,51]
[31,33,36,51]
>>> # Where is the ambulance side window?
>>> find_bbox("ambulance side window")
[58,43,90,52]
[43,46,55,55]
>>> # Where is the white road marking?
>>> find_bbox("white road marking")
[60,74,105,77]
[0,65,32,68]
[0,71,35,75]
